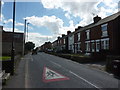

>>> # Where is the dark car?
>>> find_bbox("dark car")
[32,49,37,55]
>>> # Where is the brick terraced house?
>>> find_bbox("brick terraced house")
[40,11,120,55]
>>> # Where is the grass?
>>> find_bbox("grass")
[0,56,11,61]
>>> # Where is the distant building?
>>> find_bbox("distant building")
[1,27,24,55]
[40,42,52,52]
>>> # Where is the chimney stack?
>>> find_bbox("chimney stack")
[62,34,65,37]
[75,26,83,31]
[57,36,60,40]
[67,31,71,35]
[78,26,83,29]
[75,28,78,31]
[93,15,101,23]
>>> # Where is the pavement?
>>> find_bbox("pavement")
[2,52,120,89]
[84,61,106,72]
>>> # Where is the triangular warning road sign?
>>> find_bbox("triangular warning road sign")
[42,66,69,83]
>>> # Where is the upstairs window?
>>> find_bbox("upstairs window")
[86,30,90,40]
[101,24,108,37]
[64,39,65,44]
[77,33,80,41]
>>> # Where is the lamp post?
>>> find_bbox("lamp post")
[23,19,27,55]
[11,0,16,75]
[26,22,30,41]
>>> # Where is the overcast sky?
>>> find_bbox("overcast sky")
[0,0,120,47]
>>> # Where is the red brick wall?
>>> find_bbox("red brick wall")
[90,26,101,40]
[80,31,86,52]
[74,33,78,43]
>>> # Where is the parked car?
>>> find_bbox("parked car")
[32,49,37,55]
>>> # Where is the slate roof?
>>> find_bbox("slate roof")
[74,11,120,34]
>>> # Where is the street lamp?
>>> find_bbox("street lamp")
[26,22,30,41]
[23,19,27,55]
[23,20,30,55]
[11,0,16,75]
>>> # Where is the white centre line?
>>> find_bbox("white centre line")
[69,71,102,90]
[50,61,62,67]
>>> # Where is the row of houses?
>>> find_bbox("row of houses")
[40,11,120,55]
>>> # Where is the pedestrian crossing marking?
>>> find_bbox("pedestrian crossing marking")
[42,66,69,83]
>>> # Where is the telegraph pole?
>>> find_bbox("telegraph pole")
[23,19,27,55]
[11,0,16,75]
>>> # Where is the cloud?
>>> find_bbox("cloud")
[4,19,13,24]
[3,27,23,33]
[40,0,119,26]
[25,15,73,35]
[3,18,24,27]
[3,27,55,47]
[65,13,71,19]
[16,22,24,26]
[28,32,55,47]
[1,1,4,6]
[40,0,99,26]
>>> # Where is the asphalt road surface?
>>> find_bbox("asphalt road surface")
[4,52,119,89]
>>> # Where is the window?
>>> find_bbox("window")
[101,24,108,37]
[85,41,90,52]
[78,33,80,41]
[101,38,109,50]
[69,45,72,50]
[77,42,82,53]
[105,40,109,49]
[64,39,65,44]
[96,40,100,52]
[86,30,90,40]
[76,43,80,51]
[91,41,95,52]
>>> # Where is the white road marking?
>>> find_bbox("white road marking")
[45,67,67,80]
[69,71,102,90]
[50,61,62,67]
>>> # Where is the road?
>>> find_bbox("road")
[22,52,119,89]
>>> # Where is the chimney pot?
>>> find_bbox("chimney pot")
[93,15,101,23]
[67,31,71,35]
[62,34,65,37]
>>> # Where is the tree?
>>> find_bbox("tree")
[25,42,35,51]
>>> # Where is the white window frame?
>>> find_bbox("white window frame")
[91,40,95,52]
[77,32,81,41]
[64,39,65,44]
[96,40,100,52]
[86,30,90,40]
[85,41,90,52]
[101,23,108,37]
[101,38,109,50]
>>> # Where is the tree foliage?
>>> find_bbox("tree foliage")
[25,42,35,51]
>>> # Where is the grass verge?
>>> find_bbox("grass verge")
[0,56,11,61]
